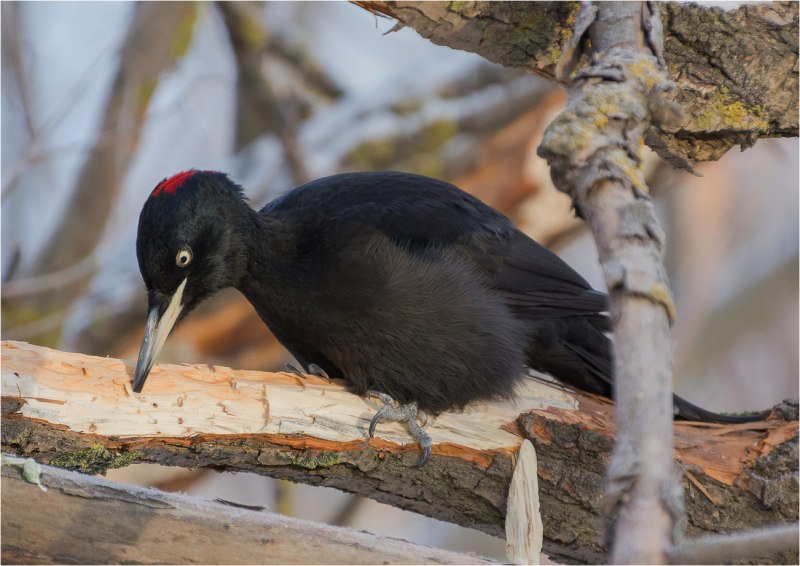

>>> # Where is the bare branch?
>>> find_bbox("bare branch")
[1,4,37,141]
[1,461,491,565]
[1,254,96,299]
[538,2,685,562]
[216,1,311,182]
[670,523,800,565]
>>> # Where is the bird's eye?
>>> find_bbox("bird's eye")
[176,247,193,268]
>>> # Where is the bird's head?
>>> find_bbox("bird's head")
[133,170,250,393]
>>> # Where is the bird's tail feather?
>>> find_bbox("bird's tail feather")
[524,317,771,424]
[673,394,770,424]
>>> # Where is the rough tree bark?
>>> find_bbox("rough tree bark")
[2,341,797,564]
[354,1,799,168]
[1,460,490,565]
[538,3,685,562]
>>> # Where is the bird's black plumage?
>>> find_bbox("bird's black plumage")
[134,170,767,450]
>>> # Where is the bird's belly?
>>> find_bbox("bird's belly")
[243,237,531,413]
[254,289,528,415]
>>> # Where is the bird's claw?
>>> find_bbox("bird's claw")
[284,362,307,379]
[415,433,432,468]
[366,390,432,467]
[308,363,332,383]
[368,404,392,438]
[285,362,332,383]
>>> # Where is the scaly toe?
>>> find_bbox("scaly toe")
[365,392,433,466]
[367,390,396,406]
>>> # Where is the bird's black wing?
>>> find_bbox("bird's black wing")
[265,171,607,320]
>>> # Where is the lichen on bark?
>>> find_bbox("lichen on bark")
[355,1,799,166]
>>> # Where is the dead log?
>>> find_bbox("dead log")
[1,460,491,565]
[2,340,797,564]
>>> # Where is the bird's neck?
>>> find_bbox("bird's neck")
[236,209,299,299]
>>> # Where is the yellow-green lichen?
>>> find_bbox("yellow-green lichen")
[563,1,581,29]
[548,1,581,65]
[292,451,346,469]
[543,114,595,155]
[50,444,137,475]
[627,58,661,91]
[446,1,474,17]
[258,449,346,469]
[607,149,647,194]
[695,87,769,131]
[543,85,652,158]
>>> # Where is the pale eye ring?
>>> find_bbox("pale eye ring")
[176,247,193,268]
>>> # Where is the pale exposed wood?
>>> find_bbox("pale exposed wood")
[505,439,543,565]
[1,461,492,565]
[2,341,797,564]
[1,340,574,457]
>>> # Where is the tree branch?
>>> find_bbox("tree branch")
[2,341,797,564]
[537,2,684,560]
[1,459,491,565]
[352,1,799,167]
[670,523,799,565]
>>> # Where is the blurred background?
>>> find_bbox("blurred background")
[2,2,797,561]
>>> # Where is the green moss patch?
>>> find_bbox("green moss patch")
[51,444,137,475]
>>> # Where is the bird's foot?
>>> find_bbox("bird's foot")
[284,362,332,383]
[366,390,432,467]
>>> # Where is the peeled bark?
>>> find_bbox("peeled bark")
[2,341,797,564]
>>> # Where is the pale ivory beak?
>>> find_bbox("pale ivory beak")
[132,278,187,393]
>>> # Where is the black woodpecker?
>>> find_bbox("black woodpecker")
[134,170,768,466]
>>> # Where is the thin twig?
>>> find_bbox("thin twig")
[1,254,96,298]
[670,524,799,564]
[2,4,37,140]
